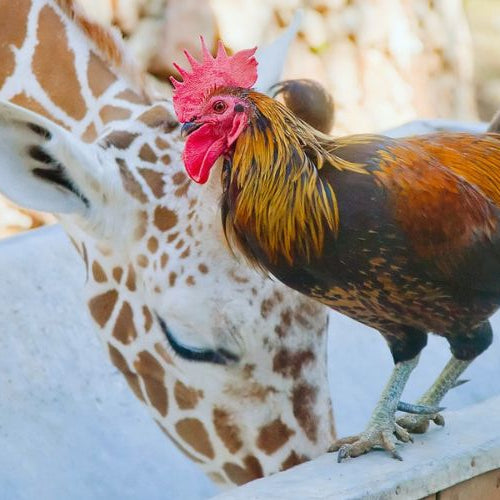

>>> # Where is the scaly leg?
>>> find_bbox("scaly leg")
[397,356,471,433]
[329,356,419,462]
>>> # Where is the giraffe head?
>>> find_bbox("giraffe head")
[0,0,334,488]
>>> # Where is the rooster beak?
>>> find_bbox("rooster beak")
[181,121,202,138]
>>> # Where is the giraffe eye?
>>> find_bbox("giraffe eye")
[213,100,227,113]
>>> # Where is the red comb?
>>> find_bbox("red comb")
[171,37,258,122]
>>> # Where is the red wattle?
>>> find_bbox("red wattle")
[183,125,227,184]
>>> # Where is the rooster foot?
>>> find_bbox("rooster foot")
[329,421,412,462]
[396,357,470,434]
[397,412,445,434]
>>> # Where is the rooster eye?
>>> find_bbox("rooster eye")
[213,100,227,113]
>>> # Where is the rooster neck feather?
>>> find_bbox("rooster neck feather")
[222,92,367,267]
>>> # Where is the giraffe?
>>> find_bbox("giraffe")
[0,0,335,488]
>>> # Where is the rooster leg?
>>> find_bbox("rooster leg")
[397,356,470,434]
[329,355,419,462]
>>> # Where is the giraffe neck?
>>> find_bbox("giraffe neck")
[0,0,335,487]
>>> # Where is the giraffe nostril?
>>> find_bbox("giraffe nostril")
[155,313,239,365]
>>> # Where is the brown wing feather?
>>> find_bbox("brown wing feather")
[372,133,500,290]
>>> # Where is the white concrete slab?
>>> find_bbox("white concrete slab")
[215,395,500,500]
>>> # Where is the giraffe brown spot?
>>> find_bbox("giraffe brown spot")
[180,247,190,259]
[34,6,86,120]
[155,137,169,150]
[213,408,243,454]
[117,159,148,203]
[0,0,31,88]
[175,239,184,250]
[154,342,174,365]
[112,301,137,344]
[229,269,249,284]
[281,309,292,326]
[138,105,173,128]
[223,456,263,485]
[167,232,179,243]
[157,422,204,464]
[275,324,286,338]
[154,206,178,232]
[112,266,123,283]
[11,93,65,127]
[107,343,144,402]
[161,154,171,165]
[169,272,177,287]
[136,254,149,268]
[142,306,153,332]
[294,311,313,329]
[280,450,309,471]
[175,184,190,197]
[87,51,118,97]
[174,380,202,410]
[224,380,277,402]
[243,364,256,377]
[82,122,98,142]
[147,236,159,253]
[125,265,137,291]
[88,290,118,328]
[185,275,195,286]
[115,88,147,105]
[207,472,226,485]
[103,130,138,149]
[275,308,293,338]
[175,418,214,459]
[139,143,158,163]
[272,348,315,379]
[91,261,107,283]
[260,298,274,319]
[134,211,148,241]
[138,168,165,198]
[160,253,169,269]
[186,225,193,237]
[134,351,168,417]
[198,263,209,274]
[172,172,187,185]
[292,382,319,443]
[256,418,295,455]
[99,105,132,124]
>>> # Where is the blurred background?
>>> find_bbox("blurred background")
[1,0,500,237]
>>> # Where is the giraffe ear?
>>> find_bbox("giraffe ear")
[0,101,105,215]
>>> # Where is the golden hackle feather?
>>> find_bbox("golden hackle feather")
[226,91,369,266]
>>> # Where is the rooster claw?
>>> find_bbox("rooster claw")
[397,401,445,415]
[330,424,408,463]
[397,411,445,434]
[452,378,470,389]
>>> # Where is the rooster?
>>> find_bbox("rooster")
[171,40,500,461]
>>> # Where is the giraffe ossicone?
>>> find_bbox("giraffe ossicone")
[0,0,334,488]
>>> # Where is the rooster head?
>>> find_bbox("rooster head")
[171,38,258,184]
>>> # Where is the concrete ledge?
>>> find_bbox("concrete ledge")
[216,395,500,500]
